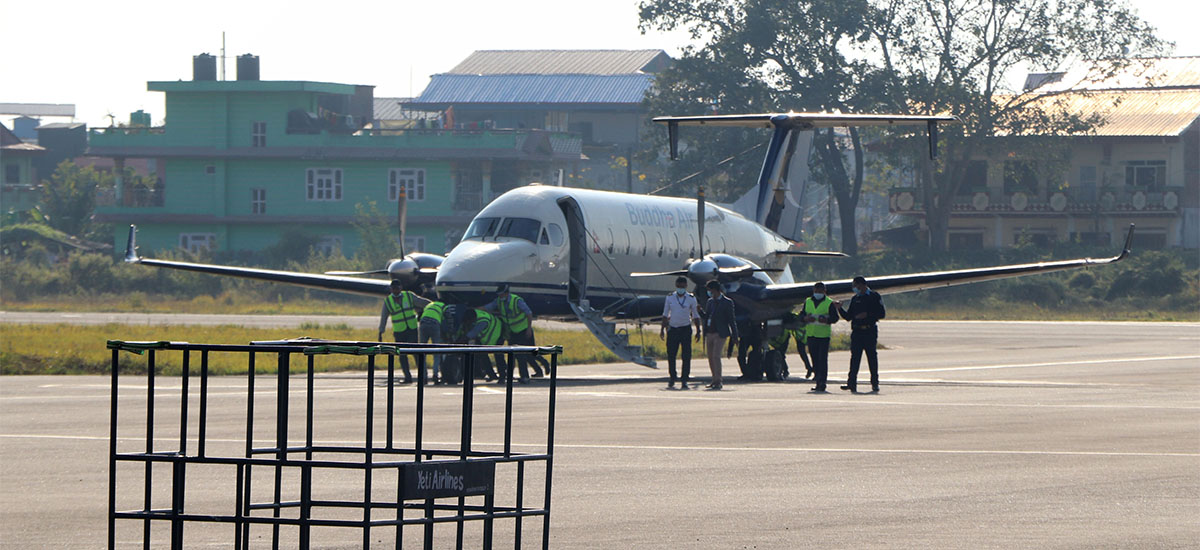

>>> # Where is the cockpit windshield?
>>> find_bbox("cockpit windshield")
[464,217,501,240]
[497,217,541,243]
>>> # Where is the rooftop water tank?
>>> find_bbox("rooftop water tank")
[193,54,217,81]
[237,54,260,81]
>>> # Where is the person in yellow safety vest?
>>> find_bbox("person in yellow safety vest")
[766,313,809,379]
[462,308,503,382]
[802,282,838,393]
[377,280,431,384]
[483,284,540,382]
[418,297,447,384]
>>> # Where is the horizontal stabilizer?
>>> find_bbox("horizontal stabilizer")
[718,267,783,274]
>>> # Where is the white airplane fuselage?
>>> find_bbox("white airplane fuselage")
[435,185,793,317]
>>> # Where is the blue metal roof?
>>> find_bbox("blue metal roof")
[414,74,654,105]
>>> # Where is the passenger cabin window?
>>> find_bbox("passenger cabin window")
[464,217,501,240]
[498,217,541,243]
[606,228,614,254]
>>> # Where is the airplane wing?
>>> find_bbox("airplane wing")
[123,225,390,297]
[752,225,1135,313]
[653,112,958,129]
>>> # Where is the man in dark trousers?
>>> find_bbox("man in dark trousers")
[736,319,765,381]
[836,276,886,393]
[701,280,738,390]
[802,282,838,393]
[660,276,701,389]
[377,280,430,384]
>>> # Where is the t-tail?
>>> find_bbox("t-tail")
[654,113,957,234]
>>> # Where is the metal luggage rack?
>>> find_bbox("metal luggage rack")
[105,338,561,550]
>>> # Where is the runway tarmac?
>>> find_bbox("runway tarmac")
[1,321,1197,548]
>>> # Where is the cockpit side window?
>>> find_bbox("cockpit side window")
[497,217,541,243]
[464,217,501,240]
[539,228,550,245]
[546,223,564,247]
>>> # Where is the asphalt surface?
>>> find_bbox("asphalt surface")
[1,321,1197,548]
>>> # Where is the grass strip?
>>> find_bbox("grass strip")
[1,323,850,376]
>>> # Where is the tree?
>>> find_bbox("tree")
[639,0,1166,252]
[866,0,1166,250]
[39,160,110,238]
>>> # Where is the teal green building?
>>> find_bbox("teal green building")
[90,65,582,257]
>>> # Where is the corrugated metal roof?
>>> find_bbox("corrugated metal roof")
[1029,56,1200,92]
[413,74,655,105]
[447,50,669,75]
[1005,89,1200,137]
[373,97,411,121]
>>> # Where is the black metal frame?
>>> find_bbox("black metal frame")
[107,339,560,550]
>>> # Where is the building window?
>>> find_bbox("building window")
[315,235,343,255]
[403,236,425,253]
[252,121,267,147]
[179,233,216,253]
[4,163,19,184]
[1124,160,1166,189]
[388,168,426,202]
[306,168,342,201]
[957,160,988,195]
[948,232,984,250]
[251,188,266,214]
[1077,165,1097,202]
[205,165,216,175]
[1003,160,1038,194]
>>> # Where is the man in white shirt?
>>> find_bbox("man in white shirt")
[660,276,702,389]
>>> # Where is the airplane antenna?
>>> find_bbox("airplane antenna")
[397,183,408,257]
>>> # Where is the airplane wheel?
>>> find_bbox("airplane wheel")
[764,350,784,382]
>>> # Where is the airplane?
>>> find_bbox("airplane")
[123,112,1135,368]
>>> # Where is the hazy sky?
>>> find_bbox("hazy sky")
[3,0,1197,128]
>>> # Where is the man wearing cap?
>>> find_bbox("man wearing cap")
[484,284,537,383]
[835,276,886,393]
[802,282,838,393]
[378,280,431,384]
[660,276,701,389]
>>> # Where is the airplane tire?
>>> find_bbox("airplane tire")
[764,350,785,382]
[441,355,463,384]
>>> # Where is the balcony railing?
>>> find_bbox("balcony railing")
[96,186,164,208]
[888,186,1184,214]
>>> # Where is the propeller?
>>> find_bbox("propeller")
[324,183,444,294]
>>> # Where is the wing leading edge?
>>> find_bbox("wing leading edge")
[123,225,390,297]
[758,225,1135,307]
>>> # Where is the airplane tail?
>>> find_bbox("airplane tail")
[725,130,813,240]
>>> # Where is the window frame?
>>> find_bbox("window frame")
[179,233,216,253]
[251,188,266,215]
[388,168,426,202]
[251,121,267,147]
[306,168,343,202]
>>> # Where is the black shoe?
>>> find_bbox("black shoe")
[805,368,813,380]
[870,387,880,393]
[519,378,530,384]
[809,388,827,394]
[667,381,676,389]
[840,385,858,393]
[680,382,689,390]
[532,372,545,378]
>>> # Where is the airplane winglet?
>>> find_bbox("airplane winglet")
[124,225,141,263]
[1117,223,1135,261]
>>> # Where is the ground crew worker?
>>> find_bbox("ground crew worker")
[802,282,838,393]
[791,319,814,379]
[765,312,805,379]
[701,280,738,390]
[484,284,537,382]
[462,308,503,382]
[660,276,701,389]
[377,280,430,384]
[417,296,447,384]
[736,319,765,381]
[836,275,886,393]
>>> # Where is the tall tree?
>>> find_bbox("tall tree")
[39,161,111,238]
[866,0,1166,250]
[639,0,880,255]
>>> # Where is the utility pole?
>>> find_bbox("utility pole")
[220,32,226,81]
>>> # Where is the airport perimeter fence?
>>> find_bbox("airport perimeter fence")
[105,338,561,550]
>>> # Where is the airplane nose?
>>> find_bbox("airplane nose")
[435,240,537,305]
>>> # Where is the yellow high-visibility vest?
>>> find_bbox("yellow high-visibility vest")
[421,301,445,324]
[385,291,419,331]
[498,294,530,334]
[475,310,503,345]
[803,297,833,339]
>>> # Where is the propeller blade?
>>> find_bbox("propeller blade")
[717,267,784,274]
[324,269,390,276]
[773,250,849,257]
[630,270,690,278]
[417,267,439,274]
[397,183,408,257]
[697,184,706,257]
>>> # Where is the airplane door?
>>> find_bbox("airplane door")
[557,197,588,303]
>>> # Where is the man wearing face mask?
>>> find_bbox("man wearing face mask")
[835,276,886,393]
[661,276,702,389]
[802,282,838,393]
